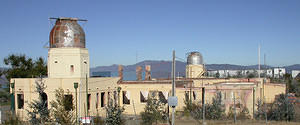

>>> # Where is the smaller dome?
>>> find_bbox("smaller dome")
[187,52,203,65]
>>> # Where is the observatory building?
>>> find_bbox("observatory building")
[10,18,286,122]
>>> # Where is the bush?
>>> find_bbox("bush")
[50,88,76,124]
[267,94,295,121]
[105,100,125,125]
[255,99,267,120]
[140,97,168,125]
[3,111,22,125]
[205,92,225,120]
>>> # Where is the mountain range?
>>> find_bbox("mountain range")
[91,60,300,78]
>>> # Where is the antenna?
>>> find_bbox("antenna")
[258,44,261,78]
[49,17,88,22]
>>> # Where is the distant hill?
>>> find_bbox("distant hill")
[90,60,300,78]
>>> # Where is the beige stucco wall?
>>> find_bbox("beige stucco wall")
[186,64,205,78]
[10,77,286,120]
[48,48,90,78]
[11,77,120,120]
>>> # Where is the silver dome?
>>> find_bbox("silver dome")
[187,52,203,65]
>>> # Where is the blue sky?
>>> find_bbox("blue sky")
[0,0,299,67]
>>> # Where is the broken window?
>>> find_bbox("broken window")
[87,94,91,110]
[64,95,73,111]
[96,93,99,109]
[17,94,24,109]
[140,91,149,103]
[122,91,130,104]
[101,92,105,107]
[149,91,157,98]
[158,91,168,103]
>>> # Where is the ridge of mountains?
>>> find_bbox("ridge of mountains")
[91,60,300,78]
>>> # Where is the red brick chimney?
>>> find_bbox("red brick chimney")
[145,65,151,80]
[118,65,123,81]
[136,66,142,81]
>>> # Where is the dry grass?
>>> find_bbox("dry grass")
[175,120,300,125]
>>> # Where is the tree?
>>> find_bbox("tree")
[3,54,47,80]
[255,99,267,120]
[140,97,168,125]
[268,94,295,121]
[27,77,50,124]
[50,88,75,124]
[105,100,125,125]
[216,72,220,78]
[205,92,225,120]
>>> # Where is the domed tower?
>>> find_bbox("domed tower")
[48,17,89,78]
[186,52,205,78]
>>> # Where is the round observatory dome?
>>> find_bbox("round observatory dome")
[49,17,85,48]
[187,52,203,65]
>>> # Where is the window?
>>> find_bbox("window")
[41,92,48,108]
[122,91,130,104]
[140,91,148,103]
[87,94,91,110]
[108,92,111,106]
[113,91,117,105]
[158,91,167,103]
[101,92,105,107]
[70,65,74,73]
[64,95,73,111]
[193,91,196,100]
[149,91,157,98]
[96,93,99,109]
[17,94,24,109]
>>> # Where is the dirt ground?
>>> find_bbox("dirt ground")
[126,119,300,125]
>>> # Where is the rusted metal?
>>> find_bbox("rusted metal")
[49,17,85,48]
[145,65,151,80]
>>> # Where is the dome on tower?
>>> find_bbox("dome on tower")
[187,51,203,65]
[49,17,85,48]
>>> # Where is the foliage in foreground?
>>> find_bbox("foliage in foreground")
[50,88,76,124]
[27,77,50,124]
[3,111,22,125]
[105,100,125,125]
[255,94,295,121]
[141,97,168,125]
[268,94,295,121]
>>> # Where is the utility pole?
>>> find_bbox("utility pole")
[171,50,176,125]
[86,74,89,117]
[253,87,255,118]
[258,44,261,79]
[202,87,205,125]
[233,91,236,123]
[74,82,78,125]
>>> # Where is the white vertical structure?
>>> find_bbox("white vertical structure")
[258,44,261,79]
